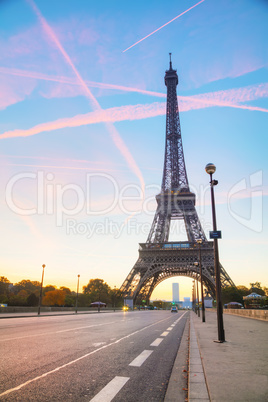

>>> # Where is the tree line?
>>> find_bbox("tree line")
[221,282,268,307]
[0,277,124,308]
[0,277,267,308]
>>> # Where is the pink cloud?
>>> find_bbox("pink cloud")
[78,28,99,46]
[0,75,36,110]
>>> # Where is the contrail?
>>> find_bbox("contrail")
[1,83,267,140]
[2,66,267,110]
[0,66,166,98]
[27,0,145,193]
[123,0,205,52]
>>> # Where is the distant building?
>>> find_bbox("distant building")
[183,297,191,308]
[172,283,179,303]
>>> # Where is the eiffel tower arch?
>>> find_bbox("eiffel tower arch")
[120,55,235,304]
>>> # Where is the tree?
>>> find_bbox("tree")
[76,293,91,307]
[221,286,243,304]
[0,277,11,296]
[13,280,40,296]
[60,286,71,294]
[83,279,111,304]
[64,294,75,307]
[27,293,39,306]
[249,282,265,296]
[43,285,56,295]
[236,286,250,297]
[250,282,262,289]
[42,290,66,306]
[111,287,123,308]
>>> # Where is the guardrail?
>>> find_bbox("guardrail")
[209,308,267,321]
[224,308,267,321]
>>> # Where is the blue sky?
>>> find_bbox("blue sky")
[0,0,267,300]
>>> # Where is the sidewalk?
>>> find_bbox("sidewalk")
[189,310,268,401]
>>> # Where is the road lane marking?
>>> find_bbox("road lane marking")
[0,321,117,342]
[167,327,173,330]
[129,350,153,367]
[161,331,169,336]
[0,315,174,397]
[89,376,129,402]
[150,338,163,347]
[92,342,106,347]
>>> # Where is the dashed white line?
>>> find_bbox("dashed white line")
[167,327,173,331]
[89,376,129,402]
[161,331,169,337]
[129,350,153,367]
[150,338,163,347]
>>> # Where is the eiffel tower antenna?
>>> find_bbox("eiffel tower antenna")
[120,56,235,306]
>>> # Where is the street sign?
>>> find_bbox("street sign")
[209,231,222,239]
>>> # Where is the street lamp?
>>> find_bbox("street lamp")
[113,286,116,312]
[192,280,197,313]
[192,281,195,311]
[38,264,45,316]
[75,274,80,314]
[197,239,205,322]
[205,163,225,342]
[193,262,200,317]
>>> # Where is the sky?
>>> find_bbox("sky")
[0,0,267,301]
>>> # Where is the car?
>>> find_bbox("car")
[171,306,178,313]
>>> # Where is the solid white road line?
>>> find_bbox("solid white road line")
[161,331,169,336]
[0,315,172,397]
[129,350,153,367]
[150,338,163,347]
[89,376,129,402]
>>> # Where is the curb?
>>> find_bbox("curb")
[188,313,210,401]
[164,315,189,402]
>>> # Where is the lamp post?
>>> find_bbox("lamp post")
[197,239,205,322]
[205,163,225,342]
[75,274,80,314]
[113,286,116,312]
[193,264,200,317]
[192,281,195,311]
[193,280,197,313]
[38,264,45,316]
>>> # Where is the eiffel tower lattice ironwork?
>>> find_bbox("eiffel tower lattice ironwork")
[120,55,235,304]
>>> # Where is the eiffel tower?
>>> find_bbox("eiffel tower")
[120,55,235,305]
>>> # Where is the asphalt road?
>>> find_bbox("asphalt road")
[0,310,189,401]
